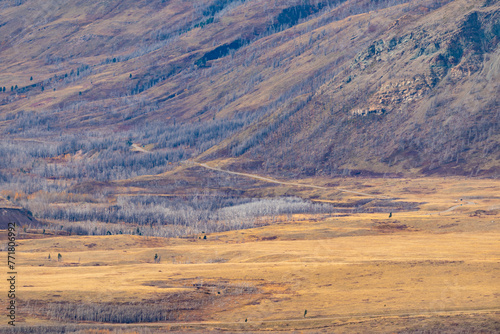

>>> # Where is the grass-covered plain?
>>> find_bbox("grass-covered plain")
[1,176,499,333]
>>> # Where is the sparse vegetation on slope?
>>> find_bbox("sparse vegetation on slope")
[0,0,497,178]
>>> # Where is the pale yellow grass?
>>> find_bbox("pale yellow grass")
[1,176,499,332]
[7,228,500,325]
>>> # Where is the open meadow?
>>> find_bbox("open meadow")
[1,172,498,333]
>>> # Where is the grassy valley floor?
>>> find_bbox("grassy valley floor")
[0,176,499,333]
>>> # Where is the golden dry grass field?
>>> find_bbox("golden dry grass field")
[0,175,499,333]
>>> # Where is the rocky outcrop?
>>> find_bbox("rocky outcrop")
[350,8,500,117]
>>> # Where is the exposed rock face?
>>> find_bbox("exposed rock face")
[350,107,385,117]
[352,33,415,70]
[351,8,500,118]
[352,77,431,117]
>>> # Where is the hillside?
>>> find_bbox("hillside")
[0,0,498,179]
[0,196,40,229]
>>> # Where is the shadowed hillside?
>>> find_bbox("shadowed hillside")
[0,196,40,229]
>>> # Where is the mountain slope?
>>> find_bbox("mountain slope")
[224,0,500,177]
[0,0,498,177]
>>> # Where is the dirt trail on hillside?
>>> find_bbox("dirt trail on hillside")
[131,143,150,153]
[437,200,475,214]
[192,162,476,214]
[195,162,391,198]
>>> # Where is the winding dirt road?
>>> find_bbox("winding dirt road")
[438,200,476,213]
[191,161,475,214]
[194,162,391,199]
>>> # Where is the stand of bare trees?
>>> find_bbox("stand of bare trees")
[22,195,337,237]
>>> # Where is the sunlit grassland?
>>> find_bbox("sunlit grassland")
[1,176,498,332]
